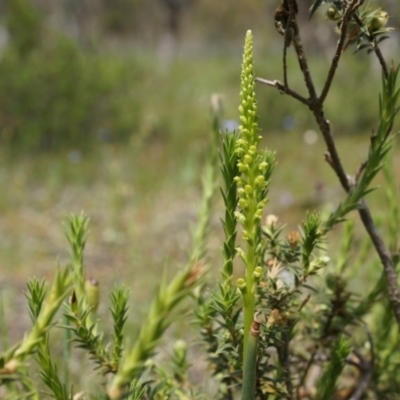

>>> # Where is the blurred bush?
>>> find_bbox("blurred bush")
[4,0,43,55]
[101,0,142,35]
[0,0,143,152]
[0,0,393,153]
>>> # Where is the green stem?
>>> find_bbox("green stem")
[243,200,258,359]
[242,316,261,400]
[243,247,256,358]
[63,314,71,386]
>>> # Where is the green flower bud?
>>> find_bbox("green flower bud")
[237,278,247,295]
[244,184,253,194]
[240,115,248,125]
[241,128,250,137]
[238,162,248,172]
[238,198,248,208]
[236,148,245,157]
[255,209,263,220]
[255,175,265,186]
[244,154,253,164]
[253,266,263,280]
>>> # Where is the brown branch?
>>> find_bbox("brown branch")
[289,9,351,191]
[349,330,374,400]
[358,202,400,325]
[319,2,359,103]
[350,0,366,12]
[282,0,297,88]
[373,46,389,80]
[255,77,309,105]
[354,160,367,184]
[308,102,351,191]
[282,40,289,88]
[282,7,291,87]
[291,26,318,100]
[264,1,400,330]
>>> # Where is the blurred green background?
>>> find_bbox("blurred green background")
[1,0,400,350]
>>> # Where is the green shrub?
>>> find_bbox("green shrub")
[0,33,143,151]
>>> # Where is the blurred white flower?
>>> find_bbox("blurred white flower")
[268,260,295,290]
[265,214,278,229]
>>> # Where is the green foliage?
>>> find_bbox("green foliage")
[0,266,71,389]
[315,336,351,400]
[25,278,47,322]
[35,337,72,400]
[109,286,130,364]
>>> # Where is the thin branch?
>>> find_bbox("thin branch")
[309,103,351,191]
[354,160,367,184]
[282,0,296,87]
[349,330,374,400]
[319,2,357,103]
[350,0,366,13]
[297,296,339,396]
[297,349,315,396]
[283,35,289,88]
[358,201,400,326]
[255,77,309,105]
[291,23,318,100]
[288,9,351,190]
[373,46,389,80]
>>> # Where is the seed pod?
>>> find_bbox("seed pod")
[85,279,100,313]
[326,6,341,22]
[69,290,78,315]
[368,11,389,32]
